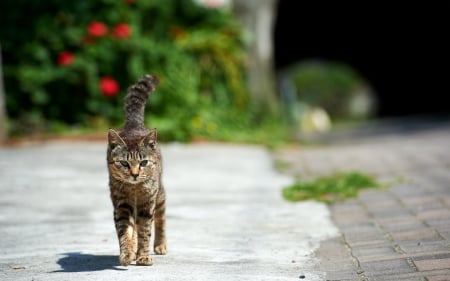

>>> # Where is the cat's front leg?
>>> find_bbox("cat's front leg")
[154,187,167,255]
[135,206,154,266]
[114,202,137,266]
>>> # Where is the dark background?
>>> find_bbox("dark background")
[274,1,449,118]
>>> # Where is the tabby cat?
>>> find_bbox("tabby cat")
[106,74,167,266]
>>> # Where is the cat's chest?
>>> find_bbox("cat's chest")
[122,181,159,200]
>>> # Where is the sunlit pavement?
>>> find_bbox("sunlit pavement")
[2,116,449,281]
[0,141,337,281]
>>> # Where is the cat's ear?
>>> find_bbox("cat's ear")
[140,129,157,150]
[108,129,126,150]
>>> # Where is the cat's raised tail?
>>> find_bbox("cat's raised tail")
[124,74,159,129]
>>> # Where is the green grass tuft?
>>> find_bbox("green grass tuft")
[282,171,381,204]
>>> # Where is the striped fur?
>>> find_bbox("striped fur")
[106,74,166,266]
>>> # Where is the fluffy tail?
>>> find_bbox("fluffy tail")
[124,74,159,129]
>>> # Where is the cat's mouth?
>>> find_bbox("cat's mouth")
[125,175,148,184]
[126,178,142,184]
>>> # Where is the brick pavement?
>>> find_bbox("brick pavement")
[274,117,450,281]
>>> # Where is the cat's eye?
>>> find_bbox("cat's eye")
[119,161,130,167]
[140,160,148,167]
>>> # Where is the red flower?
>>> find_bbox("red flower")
[99,77,119,97]
[88,21,108,37]
[57,51,74,66]
[124,0,134,4]
[170,26,185,40]
[112,23,132,39]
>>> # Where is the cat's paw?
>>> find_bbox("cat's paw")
[154,244,167,255]
[136,255,153,266]
[119,251,135,266]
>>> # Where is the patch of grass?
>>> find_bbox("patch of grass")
[282,171,382,204]
[273,159,292,172]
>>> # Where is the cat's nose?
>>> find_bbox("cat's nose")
[130,166,139,180]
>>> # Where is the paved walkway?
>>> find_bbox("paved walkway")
[1,116,449,281]
[0,141,337,281]
[275,116,450,281]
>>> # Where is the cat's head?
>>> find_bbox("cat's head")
[107,129,159,184]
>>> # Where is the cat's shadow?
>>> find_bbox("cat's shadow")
[53,252,127,272]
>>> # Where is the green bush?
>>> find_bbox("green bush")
[1,0,255,142]
[284,60,376,123]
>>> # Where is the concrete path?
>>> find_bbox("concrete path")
[0,142,337,281]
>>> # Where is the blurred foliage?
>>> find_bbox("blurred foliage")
[1,0,284,144]
[283,60,376,123]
